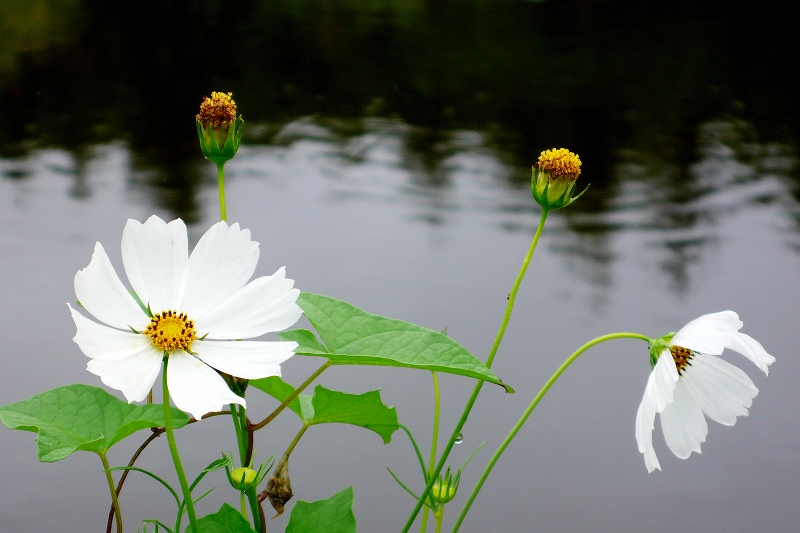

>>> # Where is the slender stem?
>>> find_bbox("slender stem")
[401,208,550,533]
[231,404,246,463]
[240,490,248,520]
[451,332,653,531]
[217,163,227,222]
[100,452,123,533]
[247,488,264,533]
[420,372,441,533]
[162,358,199,531]
[250,361,332,431]
[434,506,445,533]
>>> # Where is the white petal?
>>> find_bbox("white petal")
[660,379,708,459]
[166,351,246,419]
[192,339,298,379]
[74,242,148,330]
[635,389,661,473]
[727,332,776,375]
[122,216,188,313]
[671,310,742,355]
[178,221,259,319]
[69,304,154,360]
[86,349,163,403]
[651,350,680,412]
[682,354,758,426]
[197,267,302,339]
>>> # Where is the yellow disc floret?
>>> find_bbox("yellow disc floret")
[670,345,695,376]
[196,91,237,128]
[145,310,197,353]
[537,148,582,181]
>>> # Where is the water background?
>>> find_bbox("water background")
[1,2,798,531]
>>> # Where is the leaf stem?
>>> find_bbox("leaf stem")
[162,358,199,531]
[100,452,123,533]
[451,332,653,531]
[401,208,549,532]
[250,361,331,431]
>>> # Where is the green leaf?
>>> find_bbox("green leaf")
[248,376,312,420]
[0,384,189,462]
[286,486,356,533]
[279,293,513,393]
[306,385,399,443]
[187,503,256,533]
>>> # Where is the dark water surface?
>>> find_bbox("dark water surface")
[2,1,799,532]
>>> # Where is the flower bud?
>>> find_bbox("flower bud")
[531,148,585,210]
[230,467,258,490]
[429,467,460,505]
[196,91,244,167]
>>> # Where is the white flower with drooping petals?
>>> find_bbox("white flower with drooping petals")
[69,215,302,419]
[635,311,775,473]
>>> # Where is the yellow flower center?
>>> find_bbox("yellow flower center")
[145,310,197,353]
[537,148,582,180]
[670,345,695,376]
[197,91,237,128]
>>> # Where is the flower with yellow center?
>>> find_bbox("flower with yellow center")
[635,311,775,472]
[531,148,585,210]
[196,91,244,166]
[68,216,302,419]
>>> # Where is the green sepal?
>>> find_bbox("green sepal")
[196,115,244,166]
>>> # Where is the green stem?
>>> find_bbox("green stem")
[240,490,248,520]
[434,506,444,533]
[100,452,123,533]
[250,361,331,431]
[217,163,227,222]
[451,332,653,531]
[231,404,247,463]
[420,372,441,533]
[162,358,199,531]
[401,208,550,533]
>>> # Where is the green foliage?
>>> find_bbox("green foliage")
[0,384,189,462]
[286,487,357,533]
[187,504,257,533]
[280,293,513,393]
[306,385,398,443]
[249,376,311,419]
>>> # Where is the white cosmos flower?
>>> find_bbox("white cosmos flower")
[635,311,775,473]
[68,215,302,419]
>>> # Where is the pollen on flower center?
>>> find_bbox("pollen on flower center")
[145,310,197,353]
[537,148,582,181]
[670,345,695,376]
[196,91,237,128]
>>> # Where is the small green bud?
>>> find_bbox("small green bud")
[531,148,586,210]
[230,467,257,489]
[431,480,458,504]
[196,91,244,167]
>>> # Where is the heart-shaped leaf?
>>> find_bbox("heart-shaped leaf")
[187,503,257,533]
[0,384,189,462]
[286,486,356,533]
[279,293,513,393]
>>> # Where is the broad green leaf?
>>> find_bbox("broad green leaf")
[279,293,513,393]
[187,503,256,533]
[0,384,189,462]
[248,376,313,420]
[306,385,398,443]
[286,486,356,533]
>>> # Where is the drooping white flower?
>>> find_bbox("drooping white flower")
[635,311,775,472]
[69,215,302,419]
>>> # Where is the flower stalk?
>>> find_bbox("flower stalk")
[451,332,652,531]
[162,357,199,531]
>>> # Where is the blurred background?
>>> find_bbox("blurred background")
[1,1,798,531]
